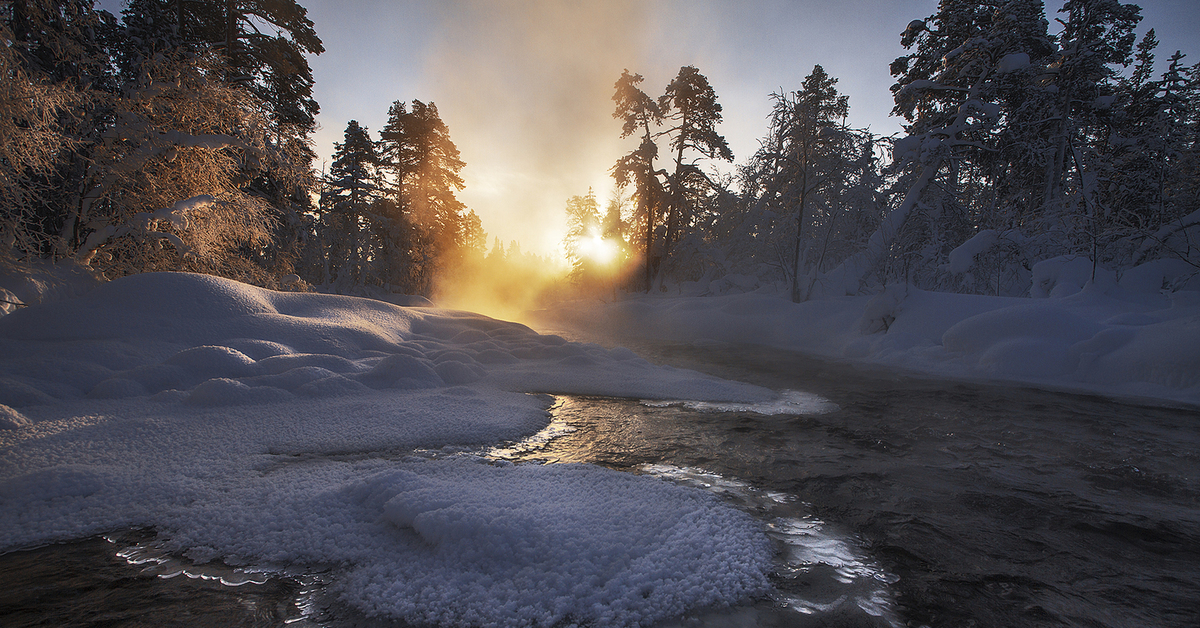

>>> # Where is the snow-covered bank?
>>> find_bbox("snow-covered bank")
[0,272,775,627]
[533,274,1200,407]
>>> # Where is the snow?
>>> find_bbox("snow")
[996,52,1031,73]
[536,268,1200,407]
[1031,255,1115,298]
[0,271,776,627]
[947,229,999,275]
[5,263,1199,623]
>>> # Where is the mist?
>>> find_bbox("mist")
[404,1,652,321]
[423,1,653,257]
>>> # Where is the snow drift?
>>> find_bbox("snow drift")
[535,274,1200,406]
[0,272,776,627]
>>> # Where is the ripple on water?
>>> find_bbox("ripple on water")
[642,389,839,415]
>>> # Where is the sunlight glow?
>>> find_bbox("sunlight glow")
[577,231,618,266]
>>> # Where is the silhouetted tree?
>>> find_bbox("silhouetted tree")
[611,70,665,290]
[379,100,470,278]
[658,66,734,268]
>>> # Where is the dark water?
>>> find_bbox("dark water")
[532,340,1200,628]
[0,530,307,627]
[3,341,1198,627]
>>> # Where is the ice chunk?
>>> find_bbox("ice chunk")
[643,390,838,415]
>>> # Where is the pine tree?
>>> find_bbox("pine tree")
[379,100,469,275]
[320,121,381,287]
[118,0,323,280]
[119,0,323,146]
[563,189,597,269]
[658,66,733,270]
[772,66,849,301]
[611,70,665,291]
[2,2,298,285]
[1040,0,1140,216]
[828,0,1058,294]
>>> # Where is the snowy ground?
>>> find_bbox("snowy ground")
[3,263,1197,626]
[0,272,778,627]
[534,257,1200,408]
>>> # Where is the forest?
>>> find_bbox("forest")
[2,0,1197,307]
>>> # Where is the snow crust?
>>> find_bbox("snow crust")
[536,270,1200,406]
[0,272,776,626]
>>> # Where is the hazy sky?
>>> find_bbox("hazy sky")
[99,0,1200,258]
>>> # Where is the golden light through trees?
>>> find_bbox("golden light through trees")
[577,231,620,268]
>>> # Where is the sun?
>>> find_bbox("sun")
[577,230,618,266]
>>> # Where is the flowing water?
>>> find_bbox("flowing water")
[2,340,1198,627]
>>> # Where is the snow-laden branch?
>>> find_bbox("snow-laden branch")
[76,195,216,266]
[821,63,995,295]
[1134,207,1200,267]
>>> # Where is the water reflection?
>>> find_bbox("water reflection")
[488,398,903,627]
[641,463,903,627]
[0,530,306,627]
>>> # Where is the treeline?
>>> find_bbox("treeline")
[0,0,480,298]
[303,104,485,297]
[573,0,1200,300]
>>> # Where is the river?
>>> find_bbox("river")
[2,340,1198,627]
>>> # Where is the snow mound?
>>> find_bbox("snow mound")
[0,272,771,405]
[0,404,29,429]
[1031,256,1115,298]
[338,460,772,626]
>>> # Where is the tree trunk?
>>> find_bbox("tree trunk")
[790,121,811,303]
[225,0,237,71]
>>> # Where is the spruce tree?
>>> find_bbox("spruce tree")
[321,121,381,287]
[379,100,467,256]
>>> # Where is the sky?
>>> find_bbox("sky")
[98,0,1200,260]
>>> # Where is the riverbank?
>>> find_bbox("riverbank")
[531,280,1200,408]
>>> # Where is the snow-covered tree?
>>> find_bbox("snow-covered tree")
[658,66,733,269]
[826,0,1059,295]
[2,0,318,287]
[119,0,323,146]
